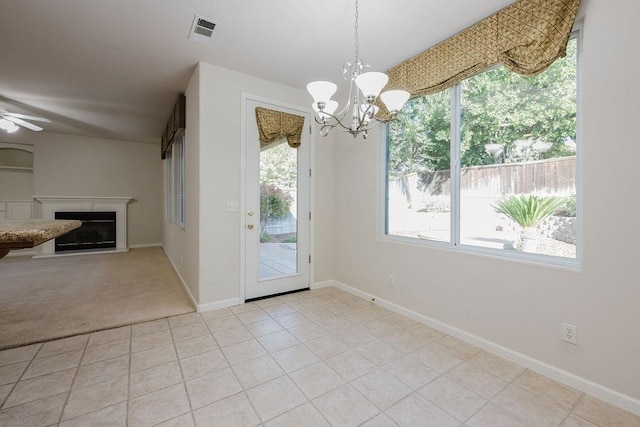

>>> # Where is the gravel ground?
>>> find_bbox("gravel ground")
[535,236,576,258]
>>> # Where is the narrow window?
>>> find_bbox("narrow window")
[165,146,173,223]
[174,134,185,228]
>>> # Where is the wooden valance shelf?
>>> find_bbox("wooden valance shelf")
[161,94,186,159]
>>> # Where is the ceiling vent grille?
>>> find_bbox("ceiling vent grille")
[189,15,217,44]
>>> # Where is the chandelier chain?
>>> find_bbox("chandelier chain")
[354,0,359,66]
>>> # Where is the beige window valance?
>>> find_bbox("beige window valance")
[383,0,580,102]
[255,107,305,149]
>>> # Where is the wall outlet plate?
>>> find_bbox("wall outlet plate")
[387,274,395,287]
[562,322,577,345]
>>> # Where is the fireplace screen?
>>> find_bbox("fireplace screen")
[54,211,117,252]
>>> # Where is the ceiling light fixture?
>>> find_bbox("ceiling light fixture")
[307,0,410,140]
[0,118,19,133]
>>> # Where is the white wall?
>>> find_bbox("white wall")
[162,63,335,307]
[0,169,33,201]
[163,65,201,303]
[332,0,640,409]
[3,131,163,247]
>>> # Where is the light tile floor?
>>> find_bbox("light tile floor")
[0,286,638,426]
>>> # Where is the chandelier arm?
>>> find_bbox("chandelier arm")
[317,112,362,133]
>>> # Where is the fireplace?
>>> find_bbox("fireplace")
[54,211,117,252]
[34,196,131,257]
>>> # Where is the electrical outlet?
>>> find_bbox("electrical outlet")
[562,322,577,345]
[387,274,395,287]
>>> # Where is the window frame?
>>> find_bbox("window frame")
[165,146,173,223]
[174,134,185,229]
[381,30,582,270]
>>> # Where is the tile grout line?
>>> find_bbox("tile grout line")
[55,335,89,425]
[167,314,200,425]
[0,343,43,410]
[125,324,133,427]
[214,311,278,424]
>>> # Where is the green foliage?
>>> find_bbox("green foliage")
[259,183,293,237]
[556,194,576,217]
[260,142,297,190]
[388,90,452,177]
[388,38,578,181]
[260,232,274,243]
[492,195,567,228]
[281,235,297,243]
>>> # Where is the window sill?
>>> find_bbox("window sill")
[379,233,582,272]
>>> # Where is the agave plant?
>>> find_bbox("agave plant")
[492,194,566,252]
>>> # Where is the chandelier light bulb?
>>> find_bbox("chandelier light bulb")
[380,90,410,114]
[306,81,337,104]
[313,100,339,121]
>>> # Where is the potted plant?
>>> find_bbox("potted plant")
[492,194,566,253]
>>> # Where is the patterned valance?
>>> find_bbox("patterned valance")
[255,107,305,148]
[384,0,580,101]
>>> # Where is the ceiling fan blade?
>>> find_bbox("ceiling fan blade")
[4,112,51,123]
[4,116,44,131]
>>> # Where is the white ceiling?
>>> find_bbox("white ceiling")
[0,0,515,143]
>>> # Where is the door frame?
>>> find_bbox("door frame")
[239,93,315,303]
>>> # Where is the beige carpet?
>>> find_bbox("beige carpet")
[0,247,195,350]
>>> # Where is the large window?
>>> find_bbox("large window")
[386,36,579,263]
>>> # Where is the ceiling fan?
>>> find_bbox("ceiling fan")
[0,110,51,133]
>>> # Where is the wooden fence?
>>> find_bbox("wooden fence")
[403,156,576,197]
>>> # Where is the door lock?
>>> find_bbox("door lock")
[247,223,254,230]
[247,210,254,217]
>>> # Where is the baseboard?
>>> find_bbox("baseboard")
[198,298,243,313]
[6,250,38,258]
[161,245,198,311]
[32,248,129,258]
[330,279,640,416]
[311,280,334,289]
[129,243,162,249]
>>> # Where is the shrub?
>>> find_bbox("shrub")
[492,194,566,228]
[260,232,274,243]
[259,183,293,237]
[555,194,576,217]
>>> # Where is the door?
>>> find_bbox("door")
[244,98,311,300]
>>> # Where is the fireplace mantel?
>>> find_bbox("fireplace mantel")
[34,196,132,256]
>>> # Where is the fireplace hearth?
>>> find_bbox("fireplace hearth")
[54,211,116,252]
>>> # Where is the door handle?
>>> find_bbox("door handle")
[247,223,254,230]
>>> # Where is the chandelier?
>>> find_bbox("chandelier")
[306,0,410,140]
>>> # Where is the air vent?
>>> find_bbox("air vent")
[188,15,218,44]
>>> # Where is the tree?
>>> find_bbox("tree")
[388,38,578,177]
[259,183,293,238]
[388,90,451,177]
[260,142,297,191]
[460,39,577,166]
